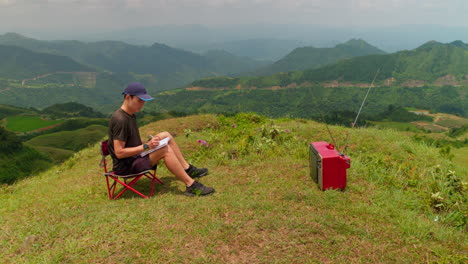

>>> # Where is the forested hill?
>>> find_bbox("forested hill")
[297,40,468,84]
[256,39,386,75]
[0,104,35,119]
[0,45,92,79]
[0,32,267,90]
[191,40,468,89]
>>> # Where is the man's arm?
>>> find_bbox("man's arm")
[113,137,161,159]
[113,139,145,159]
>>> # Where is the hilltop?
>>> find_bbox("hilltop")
[256,39,386,75]
[0,114,465,263]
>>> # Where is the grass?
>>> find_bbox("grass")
[451,147,468,175]
[31,146,75,163]
[368,121,423,132]
[4,115,62,132]
[370,112,468,135]
[0,114,466,263]
[435,117,468,129]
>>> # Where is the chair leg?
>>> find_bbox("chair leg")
[113,175,149,199]
[104,171,163,199]
[106,176,118,199]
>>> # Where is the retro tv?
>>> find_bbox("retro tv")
[309,141,350,190]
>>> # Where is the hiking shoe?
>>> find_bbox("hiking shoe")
[185,164,208,178]
[184,181,215,197]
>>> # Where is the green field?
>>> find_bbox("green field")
[1,114,465,263]
[4,115,62,132]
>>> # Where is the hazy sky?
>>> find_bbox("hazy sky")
[0,0,467,32]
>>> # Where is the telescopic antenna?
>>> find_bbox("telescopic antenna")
[340,69,380,154]
[319,110,338,148]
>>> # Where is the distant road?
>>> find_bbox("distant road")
[22,71,98,86]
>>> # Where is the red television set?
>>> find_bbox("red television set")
[309,141,350,190]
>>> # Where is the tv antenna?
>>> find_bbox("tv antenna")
[339,68,380,154]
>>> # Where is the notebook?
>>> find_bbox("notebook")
[140,137,170,157]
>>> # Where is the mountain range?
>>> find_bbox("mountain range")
[0,45,92,80]
[149,40,467,119]
[0,32,268,90]
[0,33,466,114]
[191,40,468,89]
[255,39,386,75]
[26,24,467,54]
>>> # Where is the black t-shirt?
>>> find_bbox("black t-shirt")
[108,108,142,174]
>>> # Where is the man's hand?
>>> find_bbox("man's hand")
[148,135,160,149]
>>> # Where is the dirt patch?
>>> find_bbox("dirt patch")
[383,77,397,86]
[34,123,63,132]
[264,85,282,90]
[323,80,371,88]
[22,71,98,86]
[411,122,448,132]
[401,79,425,87]
[434,74,459,86]
[186,86,230,91]
[409,110,430,116]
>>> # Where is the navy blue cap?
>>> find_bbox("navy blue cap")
[122,82,154,101]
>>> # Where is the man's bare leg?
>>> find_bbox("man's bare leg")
[148,145,215,196]
[148,145,194,186]
[155,131,190,169]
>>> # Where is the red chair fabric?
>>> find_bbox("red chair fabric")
[100,140,163,199]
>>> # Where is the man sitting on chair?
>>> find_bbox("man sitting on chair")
[108,82,215,196]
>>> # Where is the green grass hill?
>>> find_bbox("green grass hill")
[256,39,386,75]
[0,126,53,184]
[1,114,465,263]
[25,124,108,162]
[0,102,109,183]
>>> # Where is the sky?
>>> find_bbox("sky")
[0,0,467,32]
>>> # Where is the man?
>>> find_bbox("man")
[108,82,215,196]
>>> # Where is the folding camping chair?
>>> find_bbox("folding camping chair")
[99,140,163,199]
